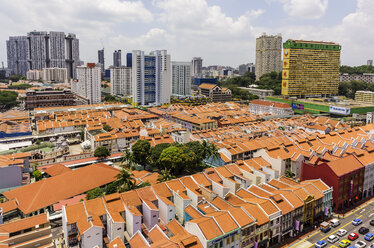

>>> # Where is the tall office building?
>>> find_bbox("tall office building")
[255,33,282,80]
[6,31,80,78]
[98,49,105,73]
[6,36,29,76]
[282,39,341,96]
[110,66,132,96]
[74,63,101,104]
[172,61,192,96]
[368,60,373,66]
[132,50,171,106]
[113,50,122,67]
[191,57,202,77]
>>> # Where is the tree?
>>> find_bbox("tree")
[86,187,103,200]
[116,168,137,192]
[103,124,112,132]
[105,182,118,194]
[157,168,176,182]
[9,75,22,82]
[105,94,116,102]
[158,146,196,175]
[132,139,151,168]
[138,181,151,188]
[94,146,110,159]
[8,83,33,89]
[150,143,172,169]
[120,149,135,169]
[32,169,42,181]
[0,91,18,110]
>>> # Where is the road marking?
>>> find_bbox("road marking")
[360,209,365,214]
[369,213,374,217]
[306,214,363,248]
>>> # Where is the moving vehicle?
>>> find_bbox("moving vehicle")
[365,233,374,241]
[320,221,331,233]
[339,239,351,247]
[353,219,363,226]
[348,233,359,241]
[315,240,328,248]
[328,235,339,243]
[331,219,341,227]
[356,240,367,248]
[338,229,348,237]
[359,227,370,235]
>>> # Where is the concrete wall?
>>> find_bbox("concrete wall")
[0,166,22,189]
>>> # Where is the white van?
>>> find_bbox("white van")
[330,219,340,227]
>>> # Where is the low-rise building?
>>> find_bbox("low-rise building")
[198,83,232,102]
[302,155,364,212]
[25,89,76,110]
[249,100,293,115]
[340,73,374,84]
[0,213,53,248]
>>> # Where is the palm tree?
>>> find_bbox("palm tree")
[115,168,137,192]
[121,150,135,170]
[157,168,176,183]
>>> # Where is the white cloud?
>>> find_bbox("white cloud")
[278,0,328,19]
[152,0,264,65]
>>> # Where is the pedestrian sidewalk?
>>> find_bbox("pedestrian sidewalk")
[332,198,374,219]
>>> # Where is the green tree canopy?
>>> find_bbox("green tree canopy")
[32,169,42,181]
[86,187,103,200]
[132,139,151,167]
[158,146,197,175]
[116,168,137,192]
[0,91,18,110]
[94,146,110,158]
[340,65,374,74]
[8,83,33,90]
[103,124,112,132]
[105,94,117,102]
[150,143,172,169]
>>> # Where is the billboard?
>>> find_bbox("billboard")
[329,106,350,115]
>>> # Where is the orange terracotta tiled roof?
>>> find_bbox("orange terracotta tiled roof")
[0,213,48,234]
[3,163,119,214]
[42,163,71,177]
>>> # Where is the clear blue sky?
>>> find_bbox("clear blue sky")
[0,0,372,68]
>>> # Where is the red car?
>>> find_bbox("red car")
[348,233,359,241]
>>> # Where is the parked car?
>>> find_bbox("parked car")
[365,233,374,241]
[315,240,328,248]
[339,239,351,247]
[348,233,359,241]
[328,235,339,243]
[338,229,348,237]
[370,220,374,226]
[359,227,370,235]
[356,240,367,248]
[353,219,363,226]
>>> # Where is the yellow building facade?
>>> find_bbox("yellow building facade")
[282,39,341,96]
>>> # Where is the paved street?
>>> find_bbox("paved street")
[287,200,374,248]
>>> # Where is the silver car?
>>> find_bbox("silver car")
[327,235,339,243]
[337,229,347,237]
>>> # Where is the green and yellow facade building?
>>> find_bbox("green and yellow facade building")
[282,39,341,97]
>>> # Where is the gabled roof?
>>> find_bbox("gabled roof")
[3,163,119,214]
[0,213,48,234]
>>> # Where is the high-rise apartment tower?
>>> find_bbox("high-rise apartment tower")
[255,33,282,79]
[172,62,192,96]
[132,50,171,106]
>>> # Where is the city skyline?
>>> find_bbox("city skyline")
[0,0,371,68]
